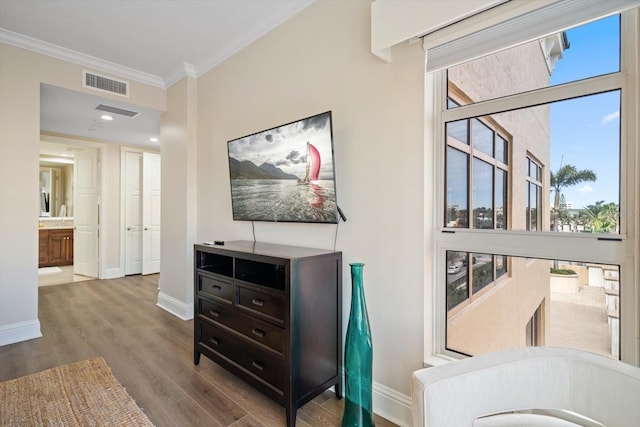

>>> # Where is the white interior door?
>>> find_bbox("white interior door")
[74,148,99,278]
[124,152,143,275]
[142,152,161,275]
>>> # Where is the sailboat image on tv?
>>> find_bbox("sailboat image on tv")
[227,111,339,223]
[299,142,321,184]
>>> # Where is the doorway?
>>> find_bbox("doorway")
[39,83,162,282]
[38,140,104,286]
[122,148,161,276]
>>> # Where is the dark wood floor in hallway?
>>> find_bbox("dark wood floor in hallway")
[0,275,397,427]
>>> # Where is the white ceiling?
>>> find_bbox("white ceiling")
[0,0,313,149]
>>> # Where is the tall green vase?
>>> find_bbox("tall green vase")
[342,263,375,427]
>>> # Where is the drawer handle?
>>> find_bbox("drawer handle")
[251,298,265,307]
[209,310,220,318]
[209,337,219,345]
[211,284,222,291]
[251,328,265,338]
[252,361,264,371]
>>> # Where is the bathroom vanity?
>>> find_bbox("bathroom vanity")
[39,219,74,268]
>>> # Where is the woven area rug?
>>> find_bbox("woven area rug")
[0,357,155,426]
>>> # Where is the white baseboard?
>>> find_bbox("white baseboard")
[0,319,42,346]
[373,381,412,427]
[157,292,194,320]
[105,268,121,279]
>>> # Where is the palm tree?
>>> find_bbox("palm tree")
[584,200,619,233]
[550,164,596,231]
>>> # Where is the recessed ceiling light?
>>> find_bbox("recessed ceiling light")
[101,114,114,121]
[149,137,159,142]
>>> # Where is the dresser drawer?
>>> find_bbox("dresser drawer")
[200,299,285,355]
[237,286,285,324]
[197,274,233,302]
[199,298,234,325]
[200,322,284,391]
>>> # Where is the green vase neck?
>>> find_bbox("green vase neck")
[349,263,369,327]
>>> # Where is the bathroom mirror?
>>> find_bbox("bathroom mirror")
[39,158,74,217]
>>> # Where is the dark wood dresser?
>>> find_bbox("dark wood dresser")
[193,240,342,426]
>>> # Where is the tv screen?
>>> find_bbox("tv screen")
[227,111,339,223]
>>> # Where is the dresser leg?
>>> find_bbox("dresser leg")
[286,405,296,427]
[335,381,343,399]
[194,351,201,365]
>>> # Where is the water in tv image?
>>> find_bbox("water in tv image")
[227,111,338,223]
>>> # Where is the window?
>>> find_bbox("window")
[432,10,638,364]
[527,157,542,231]
[446,96,509,230]
[446,251,507,315]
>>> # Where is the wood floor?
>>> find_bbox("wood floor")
[0,275,397,427]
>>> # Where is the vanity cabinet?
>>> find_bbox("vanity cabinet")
[39,228,73,267]
[194,241,342,427]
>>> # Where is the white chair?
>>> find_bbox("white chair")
[411,347,640,427]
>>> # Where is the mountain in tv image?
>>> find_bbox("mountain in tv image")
[227,153,337,223]
[229,157,299,180]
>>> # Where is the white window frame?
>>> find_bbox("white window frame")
[427,8,639,366]
[526,155,542,231]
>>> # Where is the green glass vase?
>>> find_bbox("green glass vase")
[342,263,375,427]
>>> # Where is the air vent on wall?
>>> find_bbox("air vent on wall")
[83,71,129,97]
[95,103,139,118]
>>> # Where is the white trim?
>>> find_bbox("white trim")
[105,267,122,279]
[371,0,510,62]
[1,1,312,88]
[429,7,639,365]
[373,381,412,427]
[0,29,165,88]
[40,133,107,280]
[119,146,161,277]
[165,62,197,88]
[425,0,640,72]
[421,0,557,51]
[0,320,41,346]
[157,291,194,321]
[189,0,313,82]
[441,73,625,124]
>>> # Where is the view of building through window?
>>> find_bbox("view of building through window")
[446,251,620,359]
[442,15,623,359]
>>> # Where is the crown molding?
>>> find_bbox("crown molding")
[0,28,166,88]
[164,62,198,88]
[192,0,314,81]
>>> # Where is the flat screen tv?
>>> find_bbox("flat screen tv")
[227,111,339,223]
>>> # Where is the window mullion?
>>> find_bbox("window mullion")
[442,72,625,122]
[438,230,629,267]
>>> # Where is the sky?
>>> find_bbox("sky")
[549,14,620,209]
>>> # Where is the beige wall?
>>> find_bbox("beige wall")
[0,42,165,345]
[6,2,618,424]
[158,76,198,318]
[195,0,425,410]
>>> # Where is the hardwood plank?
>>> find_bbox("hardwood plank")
[0,274,400,427]
[198,363,289,427]
[163,396,224,427]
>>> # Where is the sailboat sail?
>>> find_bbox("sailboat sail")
[301,142,321,183]
[307,143,321,181]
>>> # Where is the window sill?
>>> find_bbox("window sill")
[423,353,460,368]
